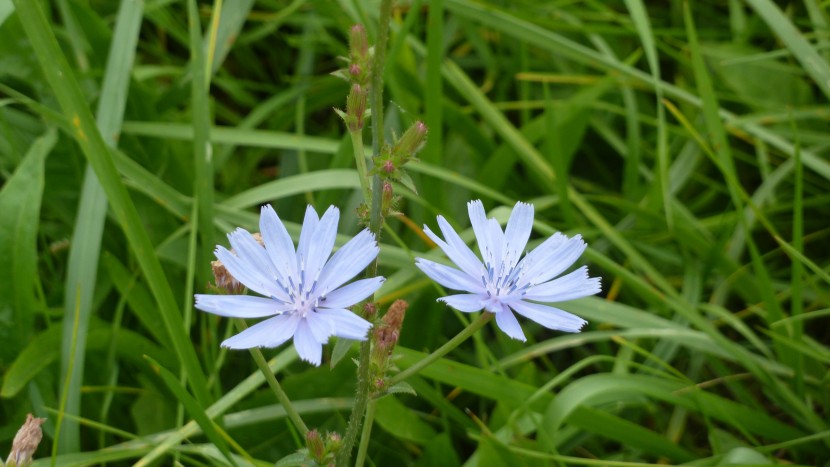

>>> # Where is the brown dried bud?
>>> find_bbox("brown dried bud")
[372,300,408,367]
[6,414,45,467]
[211,260,244,295]
[210,233,263,294]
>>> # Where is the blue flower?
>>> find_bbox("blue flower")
[195,204,383,365]
[415,200,601,341]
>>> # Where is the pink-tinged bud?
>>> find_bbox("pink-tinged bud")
[382,181,394,212]
[349,24,368,61]
[345,84,368,133]
[382,160,395,174]
[7,414,45,467]
[326,431,343,453]
[349,63,361,77]
[363,302,377,320]
[394,121,428,158]
[306,429,325,462]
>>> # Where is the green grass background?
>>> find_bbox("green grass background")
[0,0,828,465]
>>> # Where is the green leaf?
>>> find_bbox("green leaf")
[374,396,436,444]
[12,0,211,407]
[0,128,54,367]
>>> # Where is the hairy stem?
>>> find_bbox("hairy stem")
[337,1,394,465]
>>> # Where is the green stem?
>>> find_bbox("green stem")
[337,2,394,465]
[355,399,377,467]
[241,321,308,437]
[389,313,493,386]
[350,131,372,204]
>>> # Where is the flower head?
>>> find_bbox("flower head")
[195,204,384,365]
[415,200,601,341]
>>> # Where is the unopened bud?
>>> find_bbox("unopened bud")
[349,25,368,61]
[349,63,361,78]
[382,182,394,213]
[306,429,325,462]
[326,432,343,452]
[6,414,45,467]
[210,233,262,294]
[345,84,368,133]
[372,300,408,367]
[363,302,378,320]
[382,160,395,174]
[394,121,427,158]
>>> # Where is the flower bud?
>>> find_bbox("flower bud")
[306,429,325,462]
[372,300,408,368]
[363,302,377,320]
[6,414,45,467]
[349,25,368,62]
[394,121,427,158]
[326,431,343,453]
[381,181,394,213]
[345,84,368,133]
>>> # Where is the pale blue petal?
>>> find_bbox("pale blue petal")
[509,300,586,333]
[260,204,298,282]
[523,266,602,302]
[227,228,289,301]
[221,313,299,349]
[315,229,378,295]
[414,258,484,293]
[426,216,484,278]
[494,309,526,341]
[517,234,585,288]
[503,202,533,270]
[194,294,288,318]
[215,245,275,298]
[294,320,323,365]
[304,206,339,285]
[296,205,321,271]
[468,201,500,265]
[483,218,506,276]
[320,277,384,309]
[305,311,335,343]
[438,294,485,312]
[317,309,372,340]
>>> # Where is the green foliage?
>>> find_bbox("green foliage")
[0,0,827,465]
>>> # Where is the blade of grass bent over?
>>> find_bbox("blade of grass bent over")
[58,0,145,453]
[12,0,211,407]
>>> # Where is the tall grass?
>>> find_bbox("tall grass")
[0,0,828,465]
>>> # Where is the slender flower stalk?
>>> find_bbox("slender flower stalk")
[337,2,394,465]
[389,312,493,386]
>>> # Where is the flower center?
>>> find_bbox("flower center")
[481,244,529,300]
